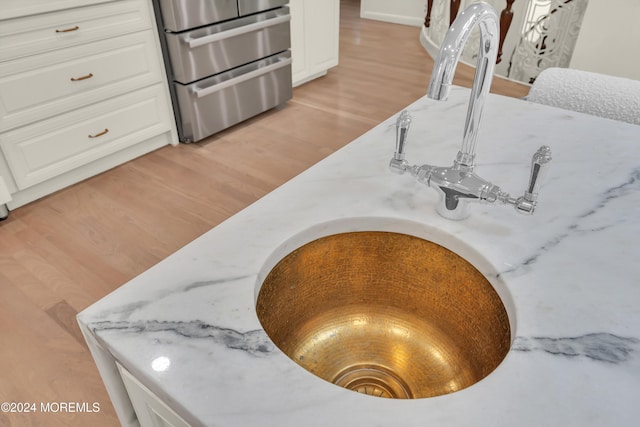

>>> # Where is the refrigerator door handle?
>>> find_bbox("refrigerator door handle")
[186,14,291,49]
[192,57,292,99]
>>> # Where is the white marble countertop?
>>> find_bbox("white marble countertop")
[78,87,640,427]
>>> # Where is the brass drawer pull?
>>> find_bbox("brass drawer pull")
[70,73,93,82]
[88,128,109,139]
[55,25,79,33]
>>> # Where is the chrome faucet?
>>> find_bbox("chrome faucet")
[390,3,551,220]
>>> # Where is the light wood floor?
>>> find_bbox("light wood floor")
[0,1,528,426]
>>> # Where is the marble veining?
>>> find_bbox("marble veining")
[88,275,256,322]
[513,333,640,364]
[501,166,640,275]
[92,320,275,357]
[78,87,640,427]
[576,166,639,226]
[183,276,254,292]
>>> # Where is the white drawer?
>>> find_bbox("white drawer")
[0,31,163,132]
[0,0,128,21]
[0,0,151,61]
[0,85,172,189]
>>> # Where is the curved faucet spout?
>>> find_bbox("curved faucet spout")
[389,3,551,220]
[427,3,499,168]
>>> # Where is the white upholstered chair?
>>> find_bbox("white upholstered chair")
[526,68,640,126]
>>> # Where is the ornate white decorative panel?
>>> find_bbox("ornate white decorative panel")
[423,0,589,84]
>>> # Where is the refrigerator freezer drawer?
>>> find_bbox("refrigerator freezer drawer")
[158,0,239,32]
[165,7,290,84]
[174,52,292,142]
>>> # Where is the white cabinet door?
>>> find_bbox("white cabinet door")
[0,0,119,20]
[0,0,152,61]
[0,31,163,131]
[116,362,189,427]
[117,363,191,427]
[1,85,172,189]
[0,175,11,206]
[290,0,340,86]
[290,0,307,80]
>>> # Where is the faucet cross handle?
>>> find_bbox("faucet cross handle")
[515,145,552,214]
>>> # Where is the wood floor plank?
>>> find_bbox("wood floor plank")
[46,300,87,349]
[0,1,530,425]
[0,274,119,426]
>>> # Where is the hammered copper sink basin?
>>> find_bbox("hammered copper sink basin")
[256,231,511,399]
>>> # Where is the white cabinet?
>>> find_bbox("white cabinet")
[117,363,191,427]
[0,175,10,220]
[0,0,118,20]
[0,31,163,132]
[0,0,177,211]
[2,86,171,189]
[290,0,340,86]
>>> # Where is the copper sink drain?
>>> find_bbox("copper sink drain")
[256,231,511,399]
